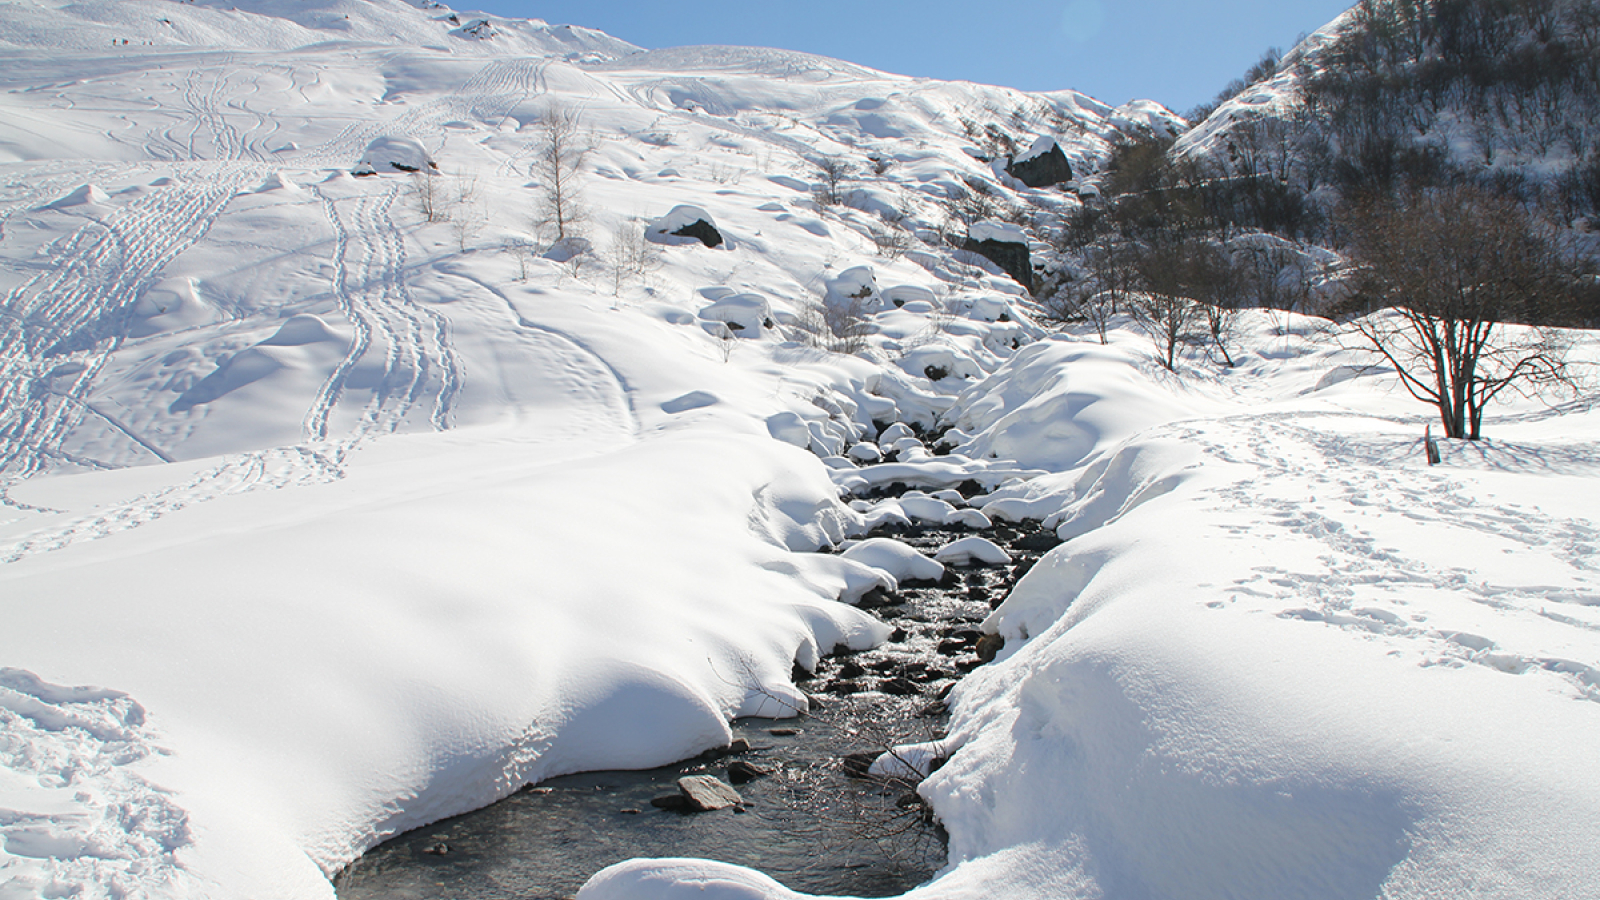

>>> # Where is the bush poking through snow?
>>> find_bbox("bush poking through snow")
[605,224,662,294]
[814,156,853,206]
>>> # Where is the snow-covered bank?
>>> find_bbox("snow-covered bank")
[0,423,893,896]
[581,317,1600,900]
[3,0,1598,897]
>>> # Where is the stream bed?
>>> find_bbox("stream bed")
[337,489,1052,900]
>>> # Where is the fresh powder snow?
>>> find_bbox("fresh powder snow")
[0,2,1596,900]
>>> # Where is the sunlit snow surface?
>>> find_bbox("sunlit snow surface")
[1,2,1598,899]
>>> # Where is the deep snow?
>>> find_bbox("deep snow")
[1,2,1597,899]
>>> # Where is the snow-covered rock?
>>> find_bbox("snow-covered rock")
[647,205,724,248]
[354,136,435,175]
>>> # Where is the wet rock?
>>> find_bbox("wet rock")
[1014,531,1059,553]
[791,662,814,683]
[842,752,878,778]
[769,727,799,736]
[698,738,751,760]
[728,760,771,785]
[677,775,744,811]
[825,679,865,695]
[837,660,867,679]
[918,700,949,717]
[975,633,1006,663]
[423,842,450,855]
[879,677,921,696]
[857,586,899,610]
[889,626,909,642]
[650,793,691,812]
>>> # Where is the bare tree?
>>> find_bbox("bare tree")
[531,104,590,243]
[1341,186,1577,440]
[1129,237,1218,371]
[814,156,853,207]
[1129,290,1202,372]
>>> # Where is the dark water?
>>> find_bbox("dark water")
[336,519,1047,900]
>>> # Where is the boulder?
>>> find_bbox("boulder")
[673,218,724,248]
[1005,136,1074,188]
[963,234,1032,288]
[647,205,724,248]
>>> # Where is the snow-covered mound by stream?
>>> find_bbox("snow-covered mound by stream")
[2,1,1598,899]
[585,316,1600,900]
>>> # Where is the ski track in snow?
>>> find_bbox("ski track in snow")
[292,58,550,170]
[1172,411,1600,701]
[436,264,639,435]
[312,179,462,443]
[0,667,189,895]
[0,168,250,494]
[0,174,472,564]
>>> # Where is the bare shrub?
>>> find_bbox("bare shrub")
[605,223,662,295]
[814,156,854,207]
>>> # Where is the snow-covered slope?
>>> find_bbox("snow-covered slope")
[2,2,1598,899]
[0,0,640,57]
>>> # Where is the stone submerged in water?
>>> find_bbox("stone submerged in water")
[728,759,770,785]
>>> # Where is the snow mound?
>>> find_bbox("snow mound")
[824,265,882,314]
[42,183,109,209]
[354,136,435,175]
[840,538,944,584]
[934,535,1010,566]
[259,314,343,347]
[578,858,806,900]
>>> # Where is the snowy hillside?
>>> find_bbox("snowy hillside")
[2,2,1598,899]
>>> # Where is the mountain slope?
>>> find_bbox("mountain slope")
[1,3,1597,900]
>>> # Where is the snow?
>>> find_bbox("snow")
[0,1,1597,899]
[1012,135,1059,165]
[933,536,1010,567]
[840,538,946,585]
[968,220,1028,245]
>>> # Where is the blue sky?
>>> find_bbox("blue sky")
[465,1,1354,115]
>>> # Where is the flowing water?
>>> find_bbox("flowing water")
[337,507,1051,900]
